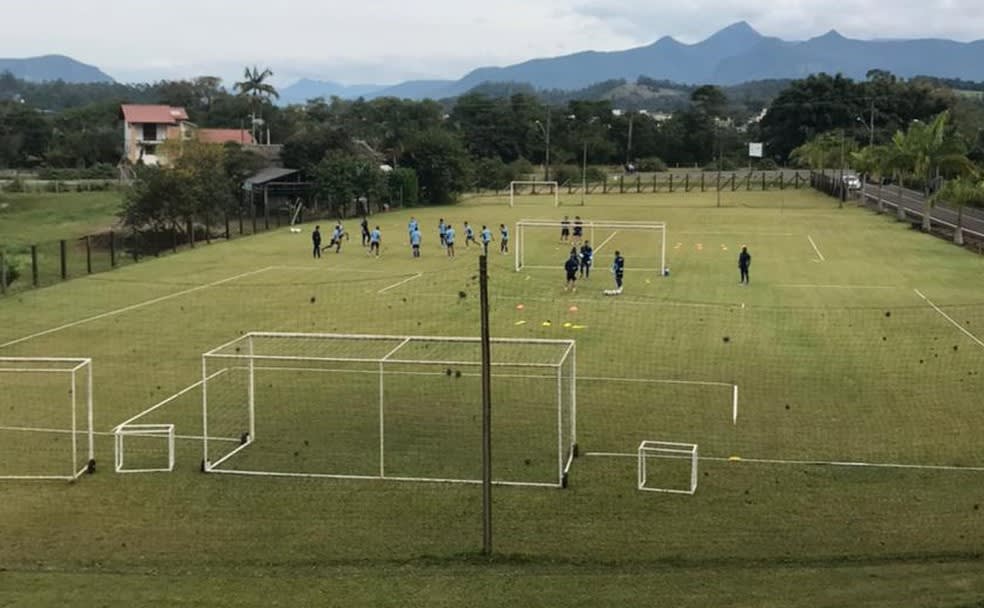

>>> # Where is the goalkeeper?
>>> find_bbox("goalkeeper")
[564,248,580,292]
[579,240,593,278]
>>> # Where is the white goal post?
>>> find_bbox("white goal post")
[510,181,559,207]
[637,440,698,495]
[0,357,95,481]
[114,424,175,473]
[515,219,667,275]
[201,332,577,489]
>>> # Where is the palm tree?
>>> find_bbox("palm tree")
[931,176,984,246]
[890,112,973,231]
[234,66,279,142]
[854,144,900,215]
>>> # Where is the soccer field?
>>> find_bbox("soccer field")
[2,190,984,606]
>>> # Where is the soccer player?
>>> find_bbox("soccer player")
[611,250,625,293]
[579,240,593,278]
[444,223,456,258]
[369,225,381,257]
[499,224,510,254]
[408,217,419,245]
[561,216,571,242]
[480,225,493,255]
[565,248,580,292]
[738,246,752,285]
[438,218,447,248]
[464,222,477,247]
[410,226,422,258]
[312,225,322,259]
[572,216,584,245]
[329,223,344,253]
[360,217,370,247]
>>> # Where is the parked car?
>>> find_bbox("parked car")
[842,175,862,191]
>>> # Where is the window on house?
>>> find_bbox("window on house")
[142,124,158,141]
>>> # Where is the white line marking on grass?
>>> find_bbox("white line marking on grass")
[274,265,389,274]
[776,284,899,290]
[377,272,423,294]
[807,235,825,262]
[580,375,734,388]
[0,267,276,350]
[584,452,984,473]
[733,384,739,425]
[914,289,984,350]
[0,425,235,443]
[112,368,229,432]
[594,231,619,254]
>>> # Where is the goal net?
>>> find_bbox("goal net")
[515,220,667,276]
[510,181,559,208]
[202,333,577,488]
[0,357,95,481]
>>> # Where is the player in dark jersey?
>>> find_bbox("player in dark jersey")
[565,248,580,291]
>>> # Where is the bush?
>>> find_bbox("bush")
[4,177,25,193]
[473,157,525,191]
[636,157,668,172]
[36,164,117,181]
[1,252,24,288]
[388,168,419,207]
[508,158,535,179]
[757,158,779,170]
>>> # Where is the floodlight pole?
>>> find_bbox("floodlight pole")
[479,255,493,556]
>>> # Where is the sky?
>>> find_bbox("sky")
[3,0,984,86]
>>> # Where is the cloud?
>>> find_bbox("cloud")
[1,0,983,84]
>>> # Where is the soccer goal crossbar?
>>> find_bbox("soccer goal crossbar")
[0,357,95,481]
[510,181,559,207]
[202,333,577,489]
[515,220,667,274]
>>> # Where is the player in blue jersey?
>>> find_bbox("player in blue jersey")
[499,224,509,254]
[369,226,381,257]
[328,223,345,253]
[408,217,419,245]
[438,218,447,248]
[444,223,456,258]
[464,222,477,247]
[410,227,422,258]
[480,225,493,255]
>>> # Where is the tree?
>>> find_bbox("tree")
[403,129,472,205]
[234,66,279,141]
[889,111,973,230]
[930,176,984,245]
[691,85,728,118]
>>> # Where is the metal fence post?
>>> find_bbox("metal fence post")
[31,245,39,287]
[60,239,67,280]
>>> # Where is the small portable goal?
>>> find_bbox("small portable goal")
[114,423,175,473]
[0,357,95,481]
[637,440,698,495]
[201,332,577,489]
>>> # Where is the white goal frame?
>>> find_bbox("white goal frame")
[510,181,559,208]
[637,440,698,495]
[0,357,95,481]
[201,332,577,489]
[515,219,667,274]
[114,424,175,474]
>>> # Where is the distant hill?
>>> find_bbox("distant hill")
[280,79,384,104]
[0,55,114,83]
[284,21,984,101]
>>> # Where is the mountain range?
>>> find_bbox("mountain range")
[280,21,984,102]
[0,54,114,83]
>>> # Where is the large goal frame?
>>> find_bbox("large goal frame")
[515,219,667,274]
[201,332,577,489]
[510,181,559,208]
[0,357,95,481]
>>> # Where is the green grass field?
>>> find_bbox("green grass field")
[2,189,984,606]
[0,190,123,247]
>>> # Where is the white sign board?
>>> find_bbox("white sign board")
[748,143,764,158]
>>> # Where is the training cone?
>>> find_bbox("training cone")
[568,305,578,313]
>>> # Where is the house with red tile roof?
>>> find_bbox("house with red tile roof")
[120,105,255,166]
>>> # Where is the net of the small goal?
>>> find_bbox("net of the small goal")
[510,181,559,207]
[202,333,576,488]
[0,357,94,481]
[515,220,667,276]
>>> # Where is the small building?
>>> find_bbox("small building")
[120,105,256,166]
[120,105,190,166]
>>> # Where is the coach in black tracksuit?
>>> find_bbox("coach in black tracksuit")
[738,246,751,285]
[312,226,322,259]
